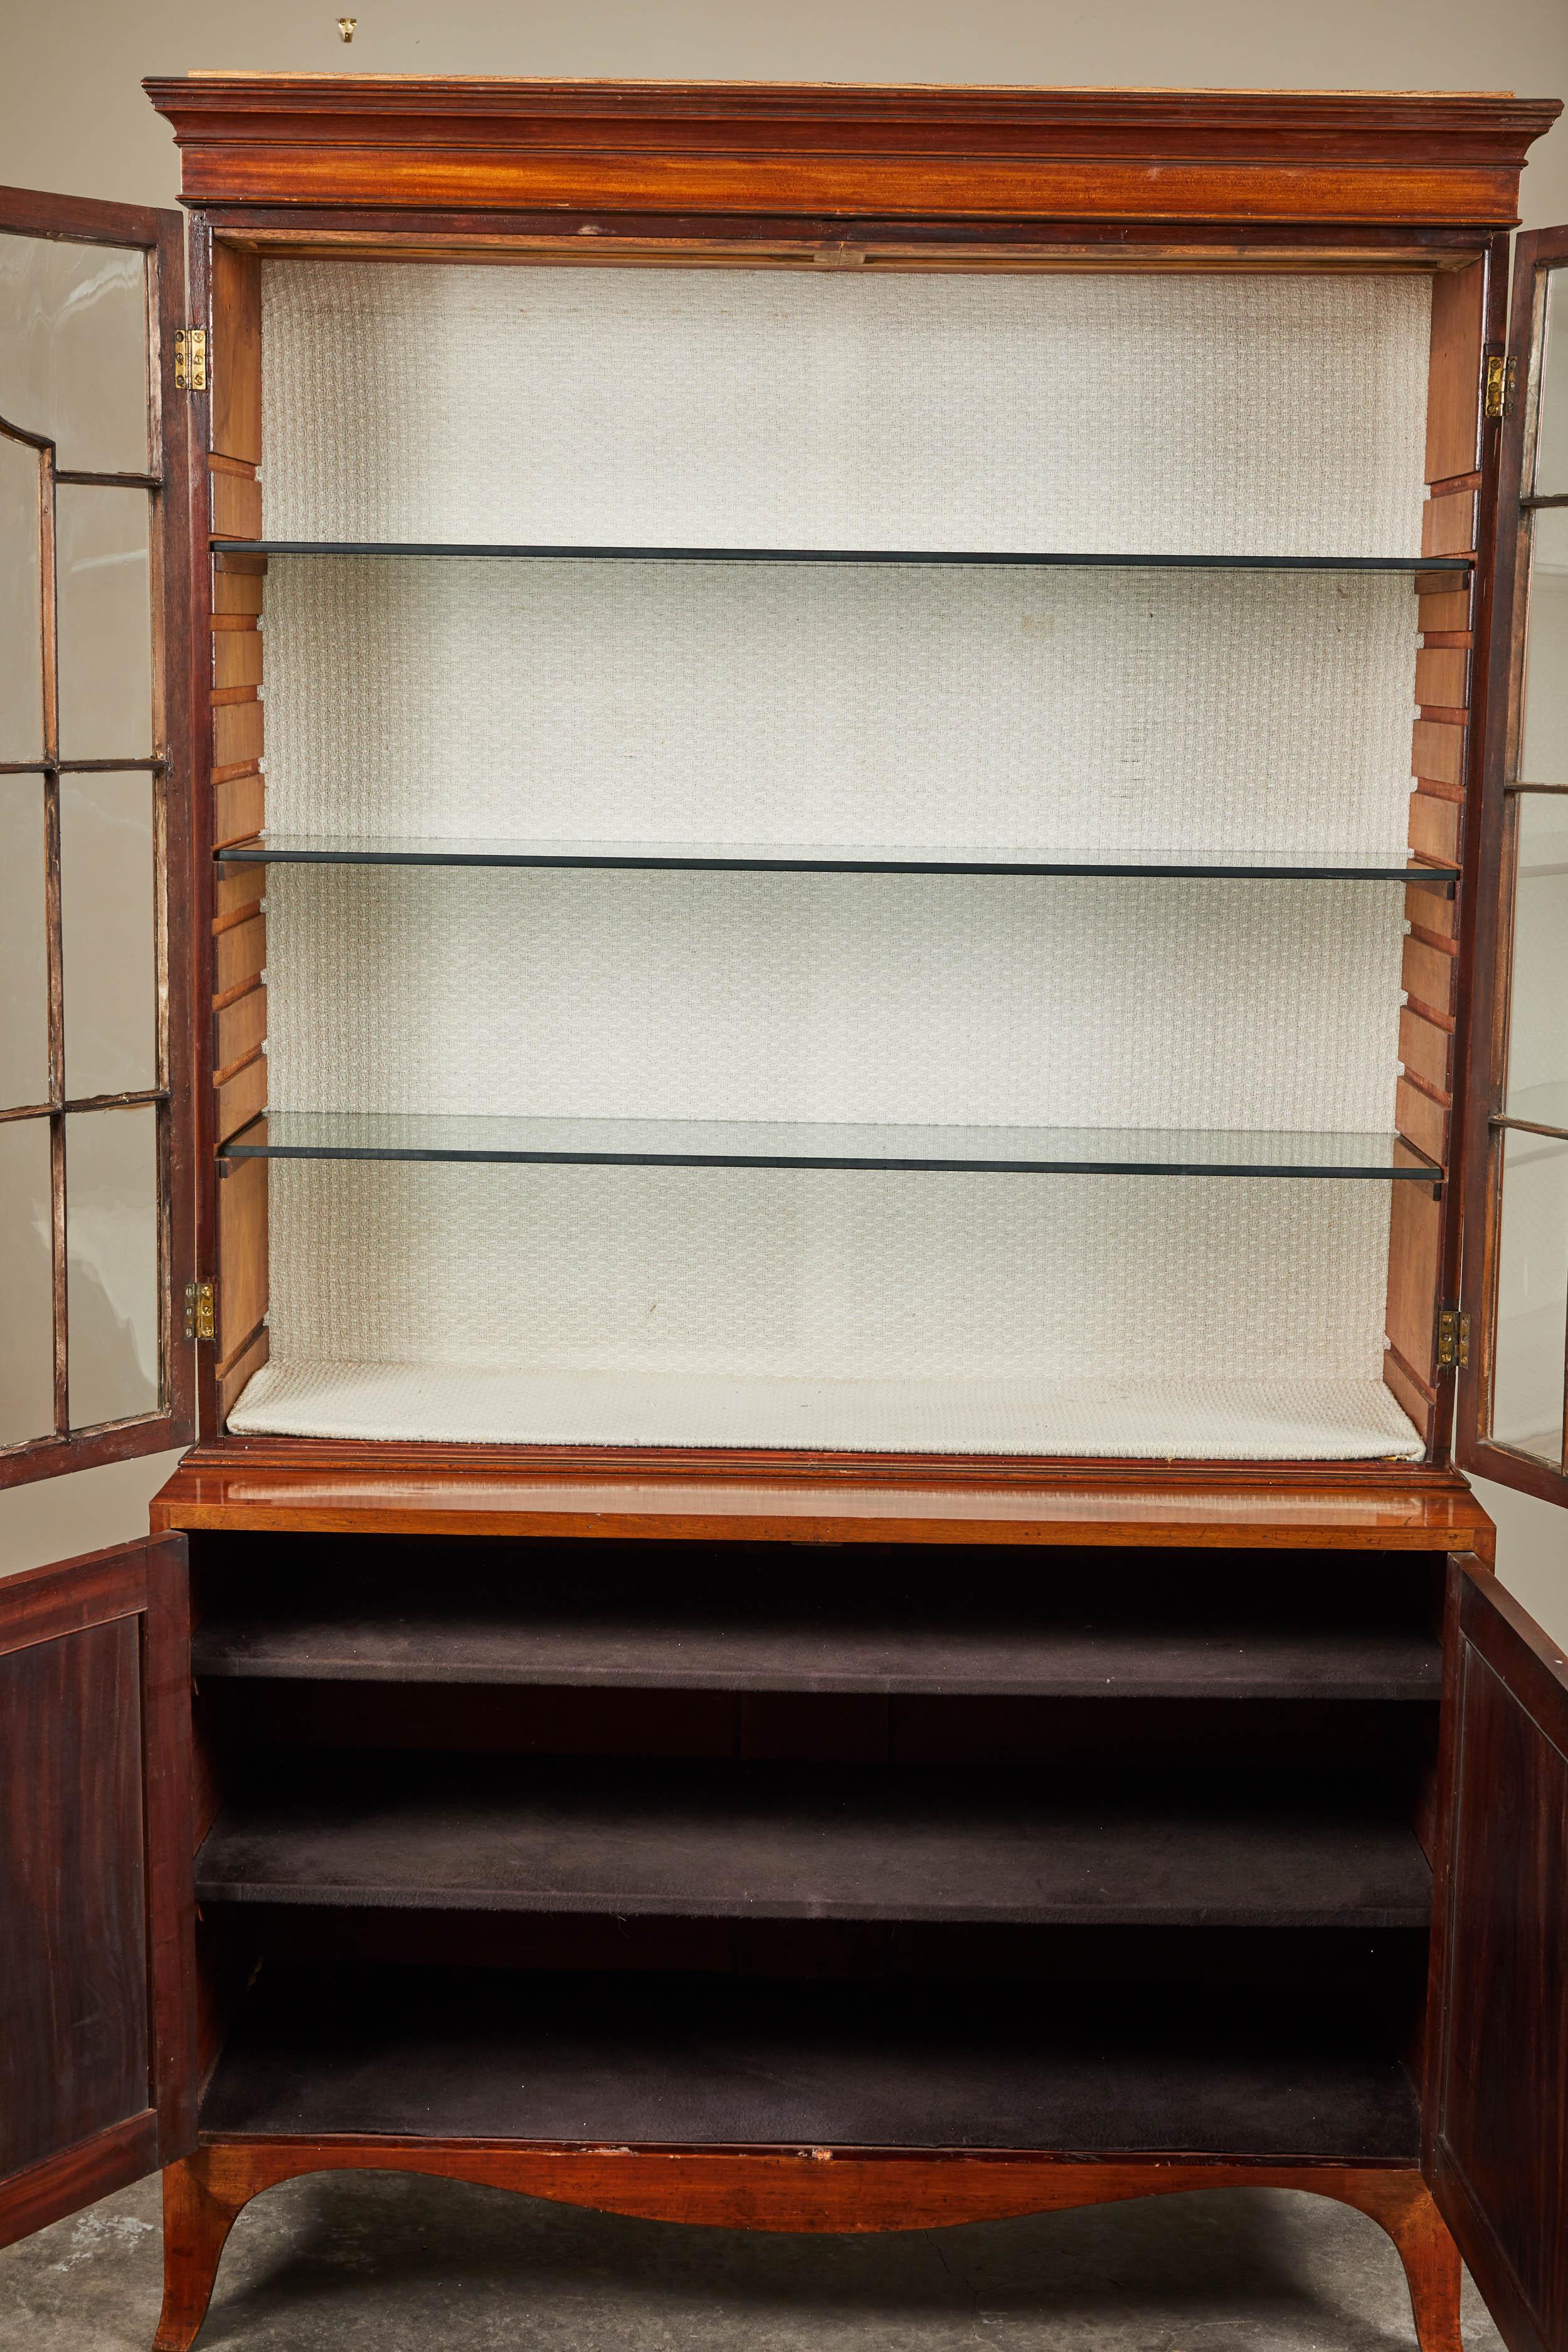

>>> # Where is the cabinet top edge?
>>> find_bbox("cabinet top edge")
[140,78,1560,230]
[140,77,1561,130]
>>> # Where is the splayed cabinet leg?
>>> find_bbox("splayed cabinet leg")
[1388,2189,1464,2352]
[1333,2173,1464,2352]
[151,2156,248,2352]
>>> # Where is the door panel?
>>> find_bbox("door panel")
[0,1535,195,2252]
[1459,226,1568,1506]
[0,184,196,1489]
[2,1617,150,2176]
[1426,1557,1568,2352]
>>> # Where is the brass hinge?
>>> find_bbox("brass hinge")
[1436,1307,1471,1370]
[184,1279,216,1343]
[1483,353,1515,421]
[173,326,207,393]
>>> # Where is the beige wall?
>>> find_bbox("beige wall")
[5,0,1568,224]
[3,1,1567,1635]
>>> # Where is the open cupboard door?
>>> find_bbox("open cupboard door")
[1425,1557,1568,2352]
[0,190,201,2243]
[1456,227,1568,1507]
[0,1540,196,2247]
[0,186,196,1488]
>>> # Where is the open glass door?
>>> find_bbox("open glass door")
[1458,229,1568,1507]
[0,185,196,1489]
[0,186,198,2247]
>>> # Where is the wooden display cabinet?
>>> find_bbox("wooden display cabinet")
[3,80,1568,2352]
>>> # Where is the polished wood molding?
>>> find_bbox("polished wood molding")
[152,1449,1495,1556]
[154,2142,1462,2352]
[0,2114,159,2257]
[141,80,1560,225]
[0,1538,152,1658]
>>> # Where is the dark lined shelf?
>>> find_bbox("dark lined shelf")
[195,1758,1433,1927]
[216,834,1459,886]
[199,1964,1422,2160]
[218,541,1466,572]
[220,1111,1443,1181]
[191,1582,1443,1700]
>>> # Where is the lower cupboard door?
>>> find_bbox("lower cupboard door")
[0,1536,195,2249]
[1425,1556,1568,2352]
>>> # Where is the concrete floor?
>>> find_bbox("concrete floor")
[0,2170,1503,2352]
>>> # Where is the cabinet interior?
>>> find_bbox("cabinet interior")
[188,1535,1444,2158]
[205,241,1483,1461]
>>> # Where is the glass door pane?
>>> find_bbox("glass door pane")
[1518,507,1568,787]
[0,233,149,474]
[65,1104,160,1428]
[1535,268,1568,496]
[0,430,43,760]
[55,485,154,759]
[0,1120,55,1446]
[1463,235,1568,1500]
[0,775,49,1110]
[0,189,193,1487]
[60,773,157,1098]
[1491,1130,1568,1462]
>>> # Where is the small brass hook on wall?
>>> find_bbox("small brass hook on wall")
[337,15,357,38]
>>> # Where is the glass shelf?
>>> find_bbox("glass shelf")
[1498,1081,1568,1138]
[218,541,1467,572]
[222,1111,1443,1181]
[218,835,1459,886]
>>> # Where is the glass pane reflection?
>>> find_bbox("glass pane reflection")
[62,773,157,1098]
[0,429,43,760]
[0,1118,55,1446]
[56,484,152,759]
[1535,267,1568,498]
[66,1104,159,1428]
[1503,792,1568,1125]
[0,231,148,474]
[1520,507,1568,786]
[1491,1128,1568,1466]
[0,777,48,1110]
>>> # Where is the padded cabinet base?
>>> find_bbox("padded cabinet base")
[226,1359,1426,1459]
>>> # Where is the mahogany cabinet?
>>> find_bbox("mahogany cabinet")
[2,78,1568,2352]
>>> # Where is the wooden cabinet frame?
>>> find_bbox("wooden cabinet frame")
[2,79,1567,2352]
[141,79,1557,1481]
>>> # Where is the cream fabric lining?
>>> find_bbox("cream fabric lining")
[263,563,1420,857]
[260,264,1429,555]
[240,263,1432,1457]
[258,1165,1393,1380]
[265,871,1406,1133]
[230,1162,1422,1458]
[228,1360,1424,1460]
